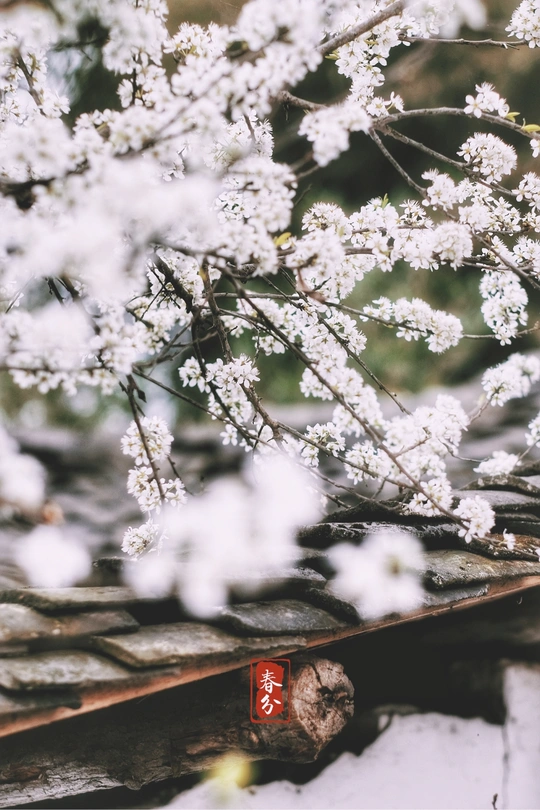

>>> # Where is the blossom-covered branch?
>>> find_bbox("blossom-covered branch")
[3,0,540,618]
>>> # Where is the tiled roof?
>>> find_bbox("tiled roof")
[0,541,539,739]
[2,421,540,741]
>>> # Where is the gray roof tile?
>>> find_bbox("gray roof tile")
[0,587,145,612]
[91,622,306,667]
[0,651,130,691]
[0,604,139,646]
[423,550,540,590]
[218,599,349,635]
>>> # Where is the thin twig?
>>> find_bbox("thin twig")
[399,35,522,49]
[125,375,167,502]
[370,130,426,195]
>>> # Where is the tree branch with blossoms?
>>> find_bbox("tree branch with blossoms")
[4,0,540,620]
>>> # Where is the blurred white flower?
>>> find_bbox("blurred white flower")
[127,453,321,617]
[328,530,425,620]
[0,453,46,515]
[15,526,91,588]
[123,550,177,599]
[0,425,46,517]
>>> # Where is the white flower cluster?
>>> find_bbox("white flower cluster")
[121,416,173,466]
[2,0,540,607]
[458,134,517,183]
[474,450,519,476]
[407,478,453,518]
[363,297,463,353]
[507,0,540,47]
[404,0,486,38]
[526,412,540,446]
[386,395,469,490]
[121,417,186,556]
[482,353,540,406]
[299,102,371,167]
[15,525,91,588]
[179,353,261,444]
[479,271,528,345]
[453,496,495,543]
[122,520,163,558]
[464,84,510,118]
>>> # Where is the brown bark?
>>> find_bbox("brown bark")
[0,654,353,807]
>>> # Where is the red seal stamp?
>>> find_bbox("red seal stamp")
[250,658,291,723]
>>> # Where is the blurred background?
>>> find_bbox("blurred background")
[4,0,540,430]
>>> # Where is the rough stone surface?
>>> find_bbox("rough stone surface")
[423,550,540,590]
[0,604,138,646]
[421,584,489,607]
[464,474,540,497]
[0,651,130,690]
[0,587,143,612]
[218,600,348,636]
[91,623,306,668]
[302,586,361,623]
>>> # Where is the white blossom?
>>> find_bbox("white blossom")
[454,496,495,542]
[329,531,425,620]
[458,134,517,183]
[121,417,174,465]
[482,353,540,406]
[2,0,540,614]
[407,478,453,517]
[507,0,540,48]
[474,451,519,476]
[299,102,371,167]
[526,412,540,446]
[154,454,321,617]
[504,529,516,551]
[0,450,46,516]
[122,520,163,557]
[464,84,509,118]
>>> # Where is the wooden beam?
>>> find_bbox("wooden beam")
[0,655,354,807]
